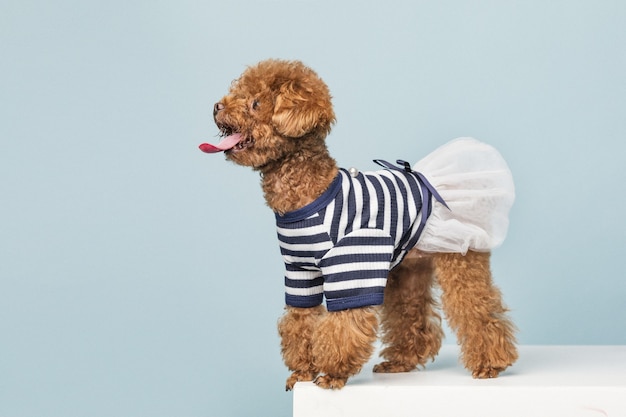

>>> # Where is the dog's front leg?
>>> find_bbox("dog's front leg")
[311,307,379,389]
[278,305,326,390]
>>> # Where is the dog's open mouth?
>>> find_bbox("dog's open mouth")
[199,131,254,154]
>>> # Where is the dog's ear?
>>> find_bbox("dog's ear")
[272,76,335,139]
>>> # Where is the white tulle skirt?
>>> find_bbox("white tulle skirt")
[413,137,515,254]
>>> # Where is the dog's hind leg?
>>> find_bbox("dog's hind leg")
[278,305,325,390]
[434,251,518,378]
[374,251,444,373]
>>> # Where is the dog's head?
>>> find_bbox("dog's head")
[206,59,335,169]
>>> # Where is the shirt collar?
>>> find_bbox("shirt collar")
[275,169,345,223]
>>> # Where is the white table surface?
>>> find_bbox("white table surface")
[293,345,626,417]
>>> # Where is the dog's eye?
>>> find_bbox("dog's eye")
[251,99,260,111]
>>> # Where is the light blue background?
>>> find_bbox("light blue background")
[2,1,625,416]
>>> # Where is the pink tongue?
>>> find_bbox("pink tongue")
[198,133,242,153]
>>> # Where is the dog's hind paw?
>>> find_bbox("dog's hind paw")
[313,374,348,390]
[471,366,507,379]
[373,361,415,373]
[285,370,318,391]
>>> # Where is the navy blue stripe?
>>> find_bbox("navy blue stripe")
[397,181,425,261]
[355,173,371,229]
[285,263,319,272]
[331,235,392,247]
[285,276,324,289]
[325,286,385,300]
[344,197,355,235]
[392,173,414,260]
[278,232,329,245]
[392,172,411,259]
[329,183,344,243]
[276,215,324,229]
[326,292,384,311]
[381,175,398,238]
[320,253,392,267]
[405,173,423,213]
[286,293,324,308]
[344,173,357,235]
[323,269,390,283]
[368,175,385,229]
[280,247,319,258]
[394,173,411,233]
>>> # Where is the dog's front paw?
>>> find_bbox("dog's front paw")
[313,374,348,390]
[285,370,318,391]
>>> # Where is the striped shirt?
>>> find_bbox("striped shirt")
[276,165,437,312]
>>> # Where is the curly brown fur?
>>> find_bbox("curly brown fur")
[311,307,379,389]
[374,251,444,373]
[212,59,517,389]
[278,305,325,390]
[433,251,518,378]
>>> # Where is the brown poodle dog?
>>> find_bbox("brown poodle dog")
[200,59,518,390]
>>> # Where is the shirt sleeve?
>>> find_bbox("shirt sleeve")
[319,228,394,311]
[284,263,324,308]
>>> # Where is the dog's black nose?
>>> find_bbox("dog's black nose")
[213,102,225,116]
